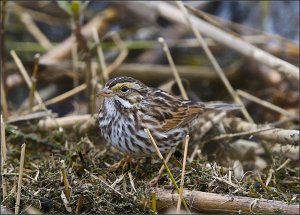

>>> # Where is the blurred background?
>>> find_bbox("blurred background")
[2,1,299,121]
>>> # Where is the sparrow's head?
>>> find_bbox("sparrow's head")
[99,76,148,108]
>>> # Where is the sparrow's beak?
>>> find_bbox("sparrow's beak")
[98,88,113,97]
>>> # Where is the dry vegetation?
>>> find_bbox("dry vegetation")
[1,1,299,214]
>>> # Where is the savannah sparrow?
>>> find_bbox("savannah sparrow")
[98,76,239,155]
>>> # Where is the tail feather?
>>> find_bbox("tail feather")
[203,102,242,111]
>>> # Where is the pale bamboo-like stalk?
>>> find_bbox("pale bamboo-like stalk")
[15,143,26,214]
[145,188,299,214]
[176,135,189,212]
[1,115,7,199]
[158,37,188,100]
[38,114,92,130]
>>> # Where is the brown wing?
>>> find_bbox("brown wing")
[160,103,204,131]
[141,89,205,132]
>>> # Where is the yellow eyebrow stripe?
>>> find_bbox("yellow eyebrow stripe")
[111,82,133,90]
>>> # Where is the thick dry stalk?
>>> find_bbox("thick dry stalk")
[1,115,8,199]
[144,128,190,212]
[37,114,92,130]
[177,135,189,212]
[224,117,299,145]
[158,37,188,100]
[176,1,253,123]
[143,188,299,214]
[15,143,26,214]
[141,1,299,80]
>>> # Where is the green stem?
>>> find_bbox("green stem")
[162,159,190,213]
[151,191,156,213]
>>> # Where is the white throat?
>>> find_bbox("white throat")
[115,96,133,108]
[104,96,133,113]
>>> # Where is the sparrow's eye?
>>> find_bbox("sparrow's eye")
[120,86,129,93]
